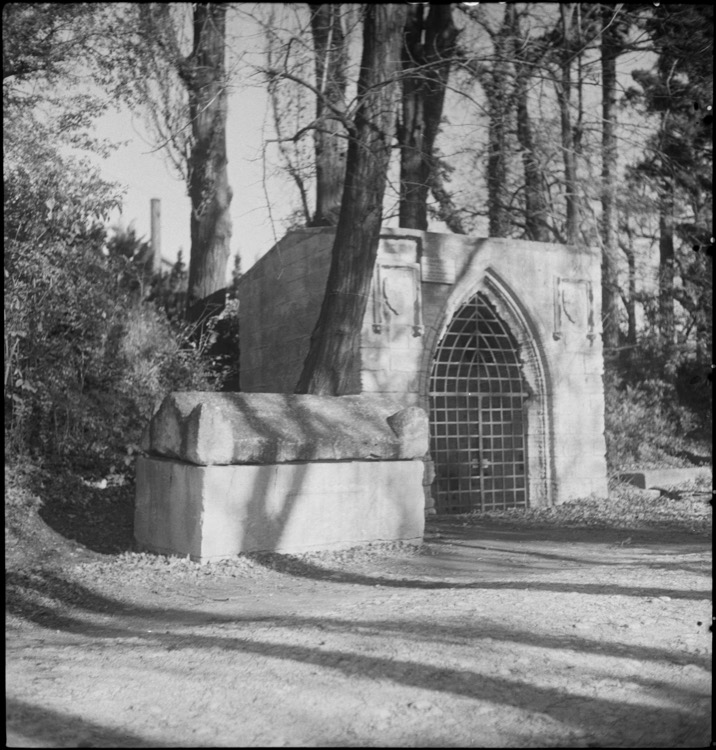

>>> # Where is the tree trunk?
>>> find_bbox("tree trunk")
[295,5,407,395]
[659,179,675,343]
[429,165,467,234]
[308,4,347,227]
[625,241,637,348]
[398,4,458,230]
[182,3,232,323]
[600,5,621,352]
[515,70,550,242]
[485,10,513,238]
[500,4,551,242]
[557,3,579,245]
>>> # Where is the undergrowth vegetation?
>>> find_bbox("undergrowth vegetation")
[3,94,239,472]
[603,347,712,471]
[5,243,220,474]
[3,108,231,547]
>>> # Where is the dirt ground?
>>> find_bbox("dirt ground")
[6,513,712,748]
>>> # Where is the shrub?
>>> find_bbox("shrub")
[5,239,219,471]
[4,98,225,473]
[604,336,712,471]
[604,379,682,469]
[203,297,241,392]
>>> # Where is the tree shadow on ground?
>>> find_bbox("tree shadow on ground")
[6,570,135,629]
[6,573,711,749]
[6,697,158,749]
[245,552,710,600]
[34,471,136,555]
[6,568,711,674]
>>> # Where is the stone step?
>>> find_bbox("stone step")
[617,467,711,490]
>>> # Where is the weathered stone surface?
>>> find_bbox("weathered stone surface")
[236,228,610,508]
[135,456,425,559]
[387,407,430,459]
[142,392,429,466]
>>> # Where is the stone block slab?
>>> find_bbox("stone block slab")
[135,456,425,560]
[387,407,430,460]
[617,467,710,489]
[141,392,429,466]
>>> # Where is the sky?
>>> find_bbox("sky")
[93,5,307,277]
[90,4,427,279]
[95,77,286,275]
[89,3,660,288]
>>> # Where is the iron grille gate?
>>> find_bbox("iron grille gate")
[430,293,529,513]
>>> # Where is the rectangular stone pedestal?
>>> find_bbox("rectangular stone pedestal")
[135,456,425,561]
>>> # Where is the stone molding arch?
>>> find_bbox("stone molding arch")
[419,266,554,508]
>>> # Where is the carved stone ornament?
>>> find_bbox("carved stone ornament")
[372,263,423,336]
[553,277,596,342]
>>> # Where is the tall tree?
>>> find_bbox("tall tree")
[398,3,458,230]
[600,4,626,352]
[308,4,348,227]
[119,4,233,324]
[630,4,713,346]
[618,215,639,351]
[453,3,563,241]
[179,4,233,322]
[555,3,579,244]
[295,4,408,395]
[462,5,515,237]
[509,4,551,242]
[262,4,314,227]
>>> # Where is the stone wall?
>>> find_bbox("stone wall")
[237,228,609,506]
[411,230,608,504]
[135,392,429,559]
[238,228,337,393]
[135,458,425,560]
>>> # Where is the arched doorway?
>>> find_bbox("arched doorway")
[429,292,529,513]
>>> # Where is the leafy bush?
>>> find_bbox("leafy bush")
[604,336,712,471]
[4,106,219,472]
[202,298,241,392]
[605,380,674,469]
[5,236,219,470]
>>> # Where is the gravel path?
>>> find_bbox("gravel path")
[6,518,711,748]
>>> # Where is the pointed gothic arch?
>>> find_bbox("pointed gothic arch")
[420,268,554,512]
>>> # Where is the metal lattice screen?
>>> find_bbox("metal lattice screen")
[430,293,529,513]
